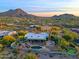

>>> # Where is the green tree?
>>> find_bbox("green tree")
[59,38,70,47]
[51,35,61,45]
[63,35,71,41]
[64,32,78,41]
[63,28,79,41]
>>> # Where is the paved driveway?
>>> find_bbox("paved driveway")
[39,53,78,59]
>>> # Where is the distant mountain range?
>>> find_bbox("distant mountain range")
[0,8,79,28]
[52,14,77,20]
[0,8,78,19]
[0,8,38,18]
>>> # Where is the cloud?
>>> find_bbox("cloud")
[65,0,79,8]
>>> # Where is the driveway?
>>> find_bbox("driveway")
[38,53,78,59]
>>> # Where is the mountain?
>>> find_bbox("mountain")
[0,9,79,28]
[0,8,37,18]
[0,8,77,19]
[52,14,77,20]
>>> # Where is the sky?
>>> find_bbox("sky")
[0,0,79,17]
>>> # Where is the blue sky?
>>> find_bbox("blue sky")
[0,0,79,16]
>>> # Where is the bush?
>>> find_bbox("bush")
[0,44,4,51]
[18,30,28,36]
[3,36,16,45]
[24,53,38,59]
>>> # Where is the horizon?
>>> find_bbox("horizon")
[0,0,79,17]
[0,8,78,17]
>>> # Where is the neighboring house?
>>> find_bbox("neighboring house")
[0,34,4,38]
[8,31,17,35]
[74,39,79,45]
[27,25,40,32]
[25,32,49,45]
[0,31,17,38]
[71,28,79,33]
[0,31,10,38]
[30,25,40,28]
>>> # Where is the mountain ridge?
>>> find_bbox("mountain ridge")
[0,8,78,19]
[0,8,38,18]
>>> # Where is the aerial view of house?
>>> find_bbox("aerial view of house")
[0,0,79,59]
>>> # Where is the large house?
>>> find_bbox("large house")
[25,32,49,45]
